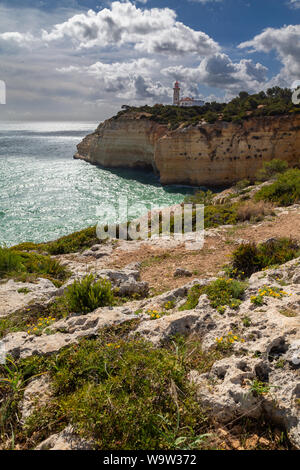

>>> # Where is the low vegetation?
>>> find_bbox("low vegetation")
[250,286,289,306]
[255,168,300,206]
[0,246,69,285]
[205,278,246,311]
[64,274,114,314]
[182,159,299,232]
[0,327,223,450]
[203,204,238,228]
[12,225,99,255]
[236,200,274,222]
[255,159,289,182]
[117,87,300,129]
[0,325,289,450]
[179,278,246,312]
[0,274,116,339]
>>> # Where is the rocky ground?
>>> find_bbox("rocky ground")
[0,201,299,451]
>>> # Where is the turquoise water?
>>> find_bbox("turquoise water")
[0,122,194,247]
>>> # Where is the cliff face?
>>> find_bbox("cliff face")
[74,112,167,171]
[75,113,300,186]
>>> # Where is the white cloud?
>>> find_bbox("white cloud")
[40,1,220,56]
[57,58,170,101]
[289,1,300,9]
[0,31,36,45]
[0,1,297,120]
[239,24,300,84]
[162,53,268,95]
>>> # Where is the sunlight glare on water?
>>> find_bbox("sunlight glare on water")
[0,121,194,246]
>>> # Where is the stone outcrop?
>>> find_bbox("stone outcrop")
[0,278,58,317]
[2,307,139,359]
[75,112,300,186]
[21,374,53,423]
[1,251,299,448]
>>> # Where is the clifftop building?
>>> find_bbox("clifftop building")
[173,81,205,107]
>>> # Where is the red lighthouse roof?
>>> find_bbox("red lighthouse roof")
[174,81,180,88]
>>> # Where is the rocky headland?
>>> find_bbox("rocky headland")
[74,112,300,186]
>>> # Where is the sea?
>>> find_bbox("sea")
[0,121,195,247]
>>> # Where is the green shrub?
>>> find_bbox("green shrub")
[65,274,114,314]
[18,252,68,281]
[180,278,246,311]
[45,226,99,255]
[204,278,246,310]
[204,204,238,228]
[179,285,204,311]
[0,247,24,278]
[12,226,99,255]
[0,247,69,282]
[204,111,218,123]
[230,238,300,278]
[255,169,300,206]
[256,159,289,182]
[234,179,251,191]
[21,335,212,450]
[184,189,214,205]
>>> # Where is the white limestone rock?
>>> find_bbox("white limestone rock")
[21,373,53,423]
[2,307,138,359]
[35,425,94,450]
[0,278,58,317]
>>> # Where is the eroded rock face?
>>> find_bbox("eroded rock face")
[75,112,300,186]
[74,112,167,171]
[96,268,149,297]
[155,115,300,186]
[2,307,139,359]
[132,309,216,346]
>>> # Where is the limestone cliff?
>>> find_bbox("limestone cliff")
[74,112,167,171]
[74,112,300,186]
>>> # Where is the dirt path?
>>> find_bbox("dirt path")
[106,208,300,294]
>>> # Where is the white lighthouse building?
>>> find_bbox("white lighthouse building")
[173,81,180,106]
[173,81,205,107]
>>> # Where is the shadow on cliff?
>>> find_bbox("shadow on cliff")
[86,163,228,196]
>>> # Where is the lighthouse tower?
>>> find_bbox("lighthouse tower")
[173,81,180,106]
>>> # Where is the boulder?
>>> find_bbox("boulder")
[133,309,216,346]
[174,268,192,278]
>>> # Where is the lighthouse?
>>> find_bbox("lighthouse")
[173,81,180,106]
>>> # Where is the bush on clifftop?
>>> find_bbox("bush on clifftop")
[255,168,300,206]
[0,246,69,284]
[229,238,300,279]
[65,274,114,314]
[255,159,289,182]
[117,87,300,129]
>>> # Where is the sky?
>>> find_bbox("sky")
[0,0,299,121]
